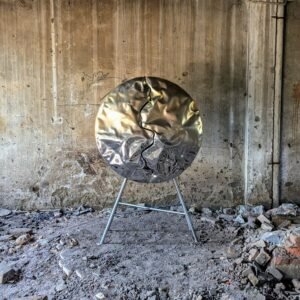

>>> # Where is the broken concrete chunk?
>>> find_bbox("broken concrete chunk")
[218,214,235,222]
[257,214,272,225]
[201,208,213,216]
[261,231,286,246]
[289,229,300,247]
[285,246,300,257]
[248,248,259,261]
[73,205,94,216]
[255,249,271,266]
[58,260,73,277]
[292,279,300,290]
[261,222,274,231]
[95,292,106,299]
[266,266,283,281]
[15,233,32,246]
[277,203,298,216]
[234,257,243,265]
[277,220,291,229]
[225,245,240,259]
[0,263,18,284]
[275,282,286,291]
[271,248,300,279]
[251,240,266,248]
[189,206,198,213]
[55,279,66,292]
[248,273,259,286]
[241,266,253,278]
[237,205,264,217]
[234,215,245,224]
[54,210,63,218]
[0,208,12,217]
[200,216,216,225]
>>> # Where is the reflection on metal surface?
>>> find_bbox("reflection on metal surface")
[95,77,202,183]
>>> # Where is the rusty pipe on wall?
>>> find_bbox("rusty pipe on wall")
[272,0,286,207]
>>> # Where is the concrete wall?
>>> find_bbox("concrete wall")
[0,0,286,210]
[281,0,300,205]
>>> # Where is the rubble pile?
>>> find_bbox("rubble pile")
[0,203,300,299]
[220,203,300,298]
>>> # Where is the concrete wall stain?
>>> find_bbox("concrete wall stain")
[0,0,284,209]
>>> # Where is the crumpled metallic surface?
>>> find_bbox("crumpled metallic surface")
[95,77,203,183]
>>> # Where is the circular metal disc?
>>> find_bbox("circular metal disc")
[95,77,202,183]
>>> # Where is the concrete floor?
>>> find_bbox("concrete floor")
[0,207,292,300]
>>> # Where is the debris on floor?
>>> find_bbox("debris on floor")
[0,203,300,299]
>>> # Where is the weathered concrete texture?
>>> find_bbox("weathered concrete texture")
[281,0,300,205]
[0,0,283,209]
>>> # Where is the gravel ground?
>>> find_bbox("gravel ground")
[0,207,287,299]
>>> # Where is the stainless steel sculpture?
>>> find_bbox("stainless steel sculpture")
[96,77,202,244]
[95,76,202,183]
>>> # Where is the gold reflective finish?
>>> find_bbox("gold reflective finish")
[95,77,203,183]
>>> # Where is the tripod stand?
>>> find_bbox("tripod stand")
[99,178,198,244]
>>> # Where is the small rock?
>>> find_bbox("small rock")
[67,237,78,248]
[275,282,286,291]
[201,207,213,216]
[245,216,257,229]
[95,292,106,299]
[261,231,286,246]
[89,263,96,269]
[73,205,94,216]
[248,273,259,286]
[257,214,272,225]
[223,208,235,215]
[225,245,240,258]
[58,260,73,277]
[37,239,48,246]
[189,204,201,213]
[269,203,298,216]
[200,216,216,225]
[145,290,156,297]
[75,269,85,279]
[15,234,31,246]
[248,248,259,261]
[261,222,274,231]
[234,257,243,265]
[255,249,271,266]
[218,214,235,222]
[55,280,66,292]
[237,205,264,217]
[278,220,291,229]
[292,279,300,290]
[242,266,253,277]
[251,240,266,248]
[54,210,63,218]
[289,230,300,247]
[234,215,245,224]
[0,208,12,217]
[266,266,283,281]
[0,263,18,284]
